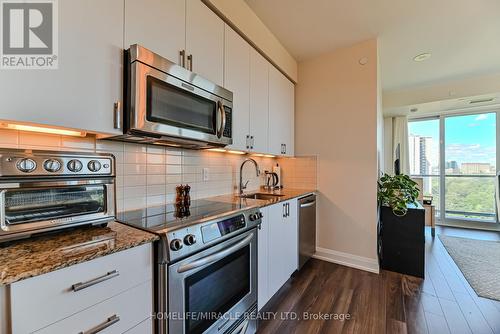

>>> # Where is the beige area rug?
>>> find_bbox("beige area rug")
[439,235,500,301]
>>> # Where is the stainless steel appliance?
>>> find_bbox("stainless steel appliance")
[298,194,316,269]
[119,199,262,334]
[0,149,116,242]
[115,44,233,149]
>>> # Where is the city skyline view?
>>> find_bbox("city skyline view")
[409,112,496,173]
[408,112,497,222]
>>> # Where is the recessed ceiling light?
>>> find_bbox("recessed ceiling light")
[413,53,431,62]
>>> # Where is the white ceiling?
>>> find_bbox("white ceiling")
[244,0,500,92]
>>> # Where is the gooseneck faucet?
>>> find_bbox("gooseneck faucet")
[239,158,260,195]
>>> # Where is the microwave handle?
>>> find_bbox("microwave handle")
[217,102,226,139]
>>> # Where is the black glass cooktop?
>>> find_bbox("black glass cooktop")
[117,199,254,234]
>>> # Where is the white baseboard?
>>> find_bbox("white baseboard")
[313,247,380,274]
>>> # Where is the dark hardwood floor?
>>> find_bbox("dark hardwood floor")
[257,226,500,334]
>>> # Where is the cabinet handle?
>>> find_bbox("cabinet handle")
[250,136,254,150]
[187,54,193,71]
[283,204,286,218]
[180,50,186,68]
[284,144,287,155]
[246,135,250,149]
[78,314,120,334]
[72,270,119,292]
[113,102,121,130]
[287,203,290,217]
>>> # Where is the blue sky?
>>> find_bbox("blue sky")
[409,113,496,166]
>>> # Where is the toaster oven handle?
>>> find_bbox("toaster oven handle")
[0,190,6,229]
[217,101,226,139]
[177,232,254,273]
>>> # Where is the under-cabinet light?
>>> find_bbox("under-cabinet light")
[1,123,86,137]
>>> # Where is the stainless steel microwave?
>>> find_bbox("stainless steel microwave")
[115,44,233,149]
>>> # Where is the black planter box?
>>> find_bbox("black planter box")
[378,203,425,278]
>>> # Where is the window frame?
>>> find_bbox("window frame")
[408,108,500,230]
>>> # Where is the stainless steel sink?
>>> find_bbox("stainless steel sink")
[239,193,285,200]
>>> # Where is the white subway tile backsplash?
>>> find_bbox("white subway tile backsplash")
[123,164,147,175]
[0,128,316,214]
[19,132,61,148]
[147,153,165,165]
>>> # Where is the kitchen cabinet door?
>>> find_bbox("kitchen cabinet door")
[284,199,298,275]
[0,0,123,136]
[224,26,250,151]
[186,0,224,86]
[257,207,270,311]
[269,66,295,156]
[124,0,186,65]
[249,49,269,153]
[267,202,288,297]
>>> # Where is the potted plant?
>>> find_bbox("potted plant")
[377,173,425,278]
[377,173,419,216]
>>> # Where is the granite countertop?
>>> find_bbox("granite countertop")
[0,222,158,286]
[210,187,317,208]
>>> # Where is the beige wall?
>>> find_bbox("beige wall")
[295,39,379,271]
[203,0,297,82]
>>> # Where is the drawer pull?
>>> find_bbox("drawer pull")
[78,314,120,334]
[72,270,119,292]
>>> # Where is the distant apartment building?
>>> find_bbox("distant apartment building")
[445,160,459,174]
[461,162,493,174]
[409,134,433,175]
[409,134,433,194]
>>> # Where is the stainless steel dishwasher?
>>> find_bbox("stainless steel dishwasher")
[298,194,316,270]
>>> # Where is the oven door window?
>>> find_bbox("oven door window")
[185,246,250,334]
[146,76,217,135]
[4,185,106,225]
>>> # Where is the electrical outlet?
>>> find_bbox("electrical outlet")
[202,168,209,181]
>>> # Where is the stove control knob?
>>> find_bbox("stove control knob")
[87,160,102,172]
[67,159,83,172]
[17,158,37,173]
[170,239,183,251]
[43,159,61,172]
[184,234,196,246]
[249,214,258,221]
[258,212,264,218]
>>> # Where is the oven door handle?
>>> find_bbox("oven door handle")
[177,232,254,273]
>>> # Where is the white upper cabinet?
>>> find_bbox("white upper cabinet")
[269,66,295,156]
[224,26,250,151]
[249,49,269,154]
[186,0,225,86]
[124,0,186,65]
[0,0,124,136]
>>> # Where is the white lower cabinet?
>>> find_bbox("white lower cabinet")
[34,281,152,334]
[257,206,270,311]
[258,199,298,310]
[9,243,153,334]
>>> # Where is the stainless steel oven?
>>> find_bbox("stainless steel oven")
[0,149,116,242]
[168,228,257,334]
[116,44,233,149]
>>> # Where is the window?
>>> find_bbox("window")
[409,112,498,226]
[444,113,496,222]
[408,119,440,216]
